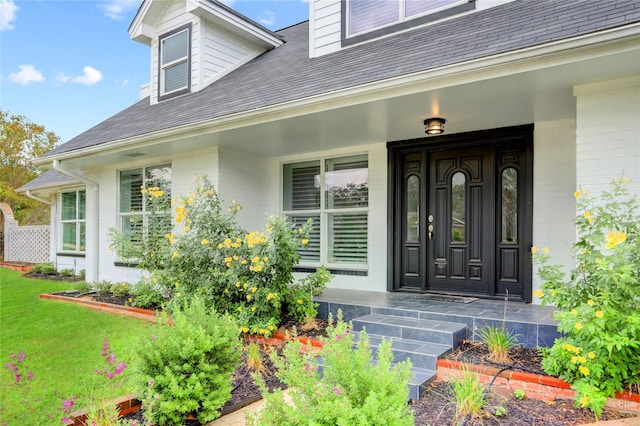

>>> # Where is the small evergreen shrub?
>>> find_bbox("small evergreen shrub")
[73,281,91,293]
[131,276,166,309]
[248,311,414,426]
[59,268,75,277]
[109,282,131,297]
[534,177,640,415]
[33,262,56,275]
[135,297,241,425]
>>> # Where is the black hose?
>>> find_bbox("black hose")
[231,367,252,393]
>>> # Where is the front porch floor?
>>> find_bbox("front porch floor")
[315,288,562,349]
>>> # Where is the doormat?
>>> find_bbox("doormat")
[414,294,478,304]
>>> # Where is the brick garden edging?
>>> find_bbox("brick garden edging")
[40,292,325,349]
[39,293,158,322]
[437,359,640,414]
[0,262,35,272]
[62,394,142,426]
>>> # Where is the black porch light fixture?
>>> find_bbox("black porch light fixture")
[424,117,446,135]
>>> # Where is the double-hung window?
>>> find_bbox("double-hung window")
[159,24,190,100]
[60,190,86,252]
[344,0,472,44]
[119,164,172,244]
[283,154,368,270]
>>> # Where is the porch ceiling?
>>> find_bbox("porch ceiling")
[63,44,638,170]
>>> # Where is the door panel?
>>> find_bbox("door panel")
[428,147,492,294]
[398,153,426,290]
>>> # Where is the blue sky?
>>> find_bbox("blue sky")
[0,0,309,144]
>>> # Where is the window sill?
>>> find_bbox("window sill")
[56,252,86,258]
[114,261,139,268]
[293,266,368,277]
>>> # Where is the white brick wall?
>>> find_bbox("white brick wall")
[532,119,577,303]
[574,77,640,197]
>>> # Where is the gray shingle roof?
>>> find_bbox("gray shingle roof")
[44,0,640,158]
[15,170,80,192]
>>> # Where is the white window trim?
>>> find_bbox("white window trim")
[158,24,191,100]
[282,154,369,271]
[346,0,467,38]
[59,190,86,253]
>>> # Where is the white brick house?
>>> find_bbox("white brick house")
[18,0,640,303]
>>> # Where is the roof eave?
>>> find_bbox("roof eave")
[37,22,640,165]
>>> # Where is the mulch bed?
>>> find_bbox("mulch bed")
[38,286,636,425]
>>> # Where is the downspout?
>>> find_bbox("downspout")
[25,190,52,205]
[52,160,100,283]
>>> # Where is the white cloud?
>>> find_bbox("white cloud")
[1,0,18,31]
[259,10,276,26]
[99,0,140,20]
[54,71,71,85]
[72,66,103,85]
[8,65,44,85]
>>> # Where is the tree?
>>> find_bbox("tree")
[0,109,59,225]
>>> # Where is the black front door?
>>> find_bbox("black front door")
[389,125,533,302]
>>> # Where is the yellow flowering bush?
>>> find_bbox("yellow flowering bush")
[534,177,639,415]
[110,176,331,336]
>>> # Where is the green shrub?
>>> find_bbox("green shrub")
[534,177,640,415]
[109,282,131,297]
[73,281,91,293]
[131,276,166,309]
[95,281,113,294]
[33,262,56,275]
[59,268,75,277]
[135,297,241,425]
[78,269,86,279]
[248,311,414,426]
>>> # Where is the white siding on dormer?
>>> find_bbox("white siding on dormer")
[309,0,518,58]
[310,0,341,58]
[150,0,200,105]
[201,22,264,87]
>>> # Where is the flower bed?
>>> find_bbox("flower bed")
[62,395,142,426]
[39,293,157,322]
[437,359,640,414]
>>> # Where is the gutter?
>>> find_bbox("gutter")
[34,22,640,166]
[52,160,100,283]
[25,190,51,205]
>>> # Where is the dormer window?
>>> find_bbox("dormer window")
[158,24,191,101]
[342,0,474,46]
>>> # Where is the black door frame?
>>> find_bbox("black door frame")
[387,125,534,302]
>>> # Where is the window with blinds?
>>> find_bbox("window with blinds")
[119,164,172,245]
[60,190,86,252]
[347,0,466,37]
[283,154,368,268]
[159,25,190,99]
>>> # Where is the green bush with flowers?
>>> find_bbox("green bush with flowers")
[108,176,331,337]
[533,177,639,415]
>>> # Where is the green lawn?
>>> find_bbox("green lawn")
[0,268,153,424]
